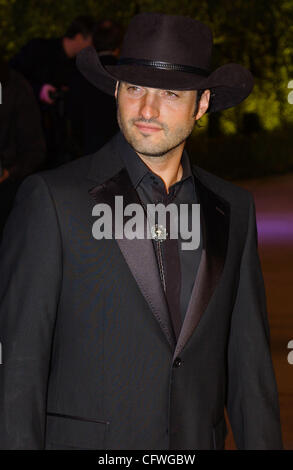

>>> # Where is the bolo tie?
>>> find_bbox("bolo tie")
[142,183,182,342]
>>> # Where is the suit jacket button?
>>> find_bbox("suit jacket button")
[173,357,182,368]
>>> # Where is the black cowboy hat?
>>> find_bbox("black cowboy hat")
[76,12,254,113]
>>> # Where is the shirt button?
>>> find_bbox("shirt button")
[173,357,182,368]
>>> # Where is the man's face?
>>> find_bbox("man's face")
[115,81,210,158]
[73,33,93,55]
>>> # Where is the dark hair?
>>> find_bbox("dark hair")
[64,15,96,39]
[194,88,215,114]
[93,20,124,52]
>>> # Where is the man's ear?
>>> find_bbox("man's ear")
[195,89,210,120]
[114,81,119,99]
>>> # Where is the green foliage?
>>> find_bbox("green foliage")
[0,0,139,54]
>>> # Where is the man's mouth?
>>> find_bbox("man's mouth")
[134,123,162,133]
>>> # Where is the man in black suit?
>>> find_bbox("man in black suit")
[67,20,123,156]
[10,16,95,168]
[0,13,283,449]
[10,15,95,104]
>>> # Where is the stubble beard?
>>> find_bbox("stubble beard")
[116,101,195,158]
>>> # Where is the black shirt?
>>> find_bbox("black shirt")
[120,135,202,323]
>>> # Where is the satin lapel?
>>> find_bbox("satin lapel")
[89,167,176,352]
[173,171,231,360]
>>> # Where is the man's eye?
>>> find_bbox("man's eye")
[164,91,179,98]
[127,86,142,93]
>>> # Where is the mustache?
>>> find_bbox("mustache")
[131,118,167,131]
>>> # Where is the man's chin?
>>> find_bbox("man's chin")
[129,142,170,157]
[121,132,163,156]
[131,138,187,158]
[121,125,189,157]
[136,149,170,157]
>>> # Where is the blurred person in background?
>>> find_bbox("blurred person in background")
[10,15,95,168]
[67,19,124,157]
[0,55,46,240]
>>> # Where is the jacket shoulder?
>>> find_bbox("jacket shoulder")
[34,152,95,187]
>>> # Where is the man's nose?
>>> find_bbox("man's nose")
[139,93,160,120]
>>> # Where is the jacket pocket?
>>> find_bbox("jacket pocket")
[45,412,110,450]
[212,415,228,450]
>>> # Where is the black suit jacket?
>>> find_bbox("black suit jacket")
[0,131,283,449]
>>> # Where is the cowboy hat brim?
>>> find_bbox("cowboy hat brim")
[76,46,254,113]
